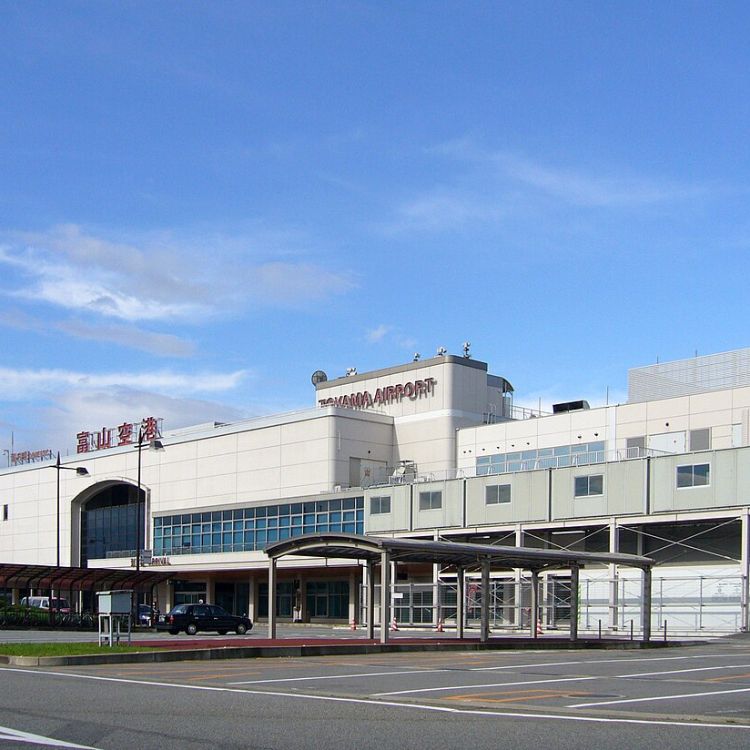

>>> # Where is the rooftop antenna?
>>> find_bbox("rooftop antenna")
[462,341,471,358]
[413,353,420,362]
[436,346,447,356]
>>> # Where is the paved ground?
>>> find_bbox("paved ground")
[2,634,750,748]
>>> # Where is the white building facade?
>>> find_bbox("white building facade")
[2,349,750,634]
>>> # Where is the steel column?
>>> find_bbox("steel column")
[480,560,490,643]
[267,557,276,639]
[456,566,465,639]
[609,519,619,630]
[366,559,375,639]
[642,565,652,642]
[570,565,579,641]
[530,569,539,639]
[380,550,390,644]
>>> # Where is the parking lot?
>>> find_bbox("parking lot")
[3,635,750,748]
[43,635,750,720]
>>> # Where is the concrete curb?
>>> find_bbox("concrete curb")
[0,637,692,667]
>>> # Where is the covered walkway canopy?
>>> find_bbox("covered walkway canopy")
[0,563,172,601]
[265,533,655,644]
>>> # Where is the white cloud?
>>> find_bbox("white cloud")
[249,262,356,306]
[55,321,195,357]
[389,140,716,233]
[0,366,249,402]
[494,153,708,208]
[367,324,391,343]
[0,223,356,325]
[394,190,504,232]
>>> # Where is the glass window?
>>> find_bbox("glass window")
[419,491,442,511]
[485,484,511,505]
[677,463,710,488]
[370,495,391,515]
[574,474,604,497]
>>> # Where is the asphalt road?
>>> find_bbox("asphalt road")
[3,636,750,749]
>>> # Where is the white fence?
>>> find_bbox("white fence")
[360,574,746,635]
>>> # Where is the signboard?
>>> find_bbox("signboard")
[10,449,53,466]
[76,416,162,454]
[319,378,437,409]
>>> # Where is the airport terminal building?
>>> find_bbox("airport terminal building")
[3,347,750,635]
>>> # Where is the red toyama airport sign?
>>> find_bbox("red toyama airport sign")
[318,377,436,409]
[76,416,162,454]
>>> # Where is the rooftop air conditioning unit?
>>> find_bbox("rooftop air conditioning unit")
[552,400,590,414]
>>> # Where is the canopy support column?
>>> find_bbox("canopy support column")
[642,565,652,642]
[366,559,375,639]
[609,520,619,630]
[267,556,277,640]
[480,560,490,643]
[570,565,579,641]
[379,550,390,644]
[456,566,465,639]
[530,569,539,639]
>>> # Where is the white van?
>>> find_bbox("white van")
[20,596,71,613]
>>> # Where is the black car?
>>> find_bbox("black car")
[137,604,155,626]
[157,603,253,635]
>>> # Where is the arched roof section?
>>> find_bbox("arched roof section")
[265,532,653,571]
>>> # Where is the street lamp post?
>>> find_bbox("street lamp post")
[135,430,165,572]
[53,452,89,568]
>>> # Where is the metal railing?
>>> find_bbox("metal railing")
[359,574,746,635]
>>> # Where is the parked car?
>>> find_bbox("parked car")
[156,603,253,635]
[137,604,155,626]
[20,596,71,613]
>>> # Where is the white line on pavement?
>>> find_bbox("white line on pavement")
[569,686,750,708]
[228,668,451,685]
[0,725,98,749]
[230,653,729,685]
[374,675,600,696]
[1,667,748,733]
[619,664,750,678]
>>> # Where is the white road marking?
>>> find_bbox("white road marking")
[472,655,701,671]
[230,653,727,685]
[570,685,750,708]
[1,667,748,732]
[0,725,98,749]
[374,675,600,696]
[229,668,451,685]
[620,664,750,678]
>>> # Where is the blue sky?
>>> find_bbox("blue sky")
[1,1,749,456]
